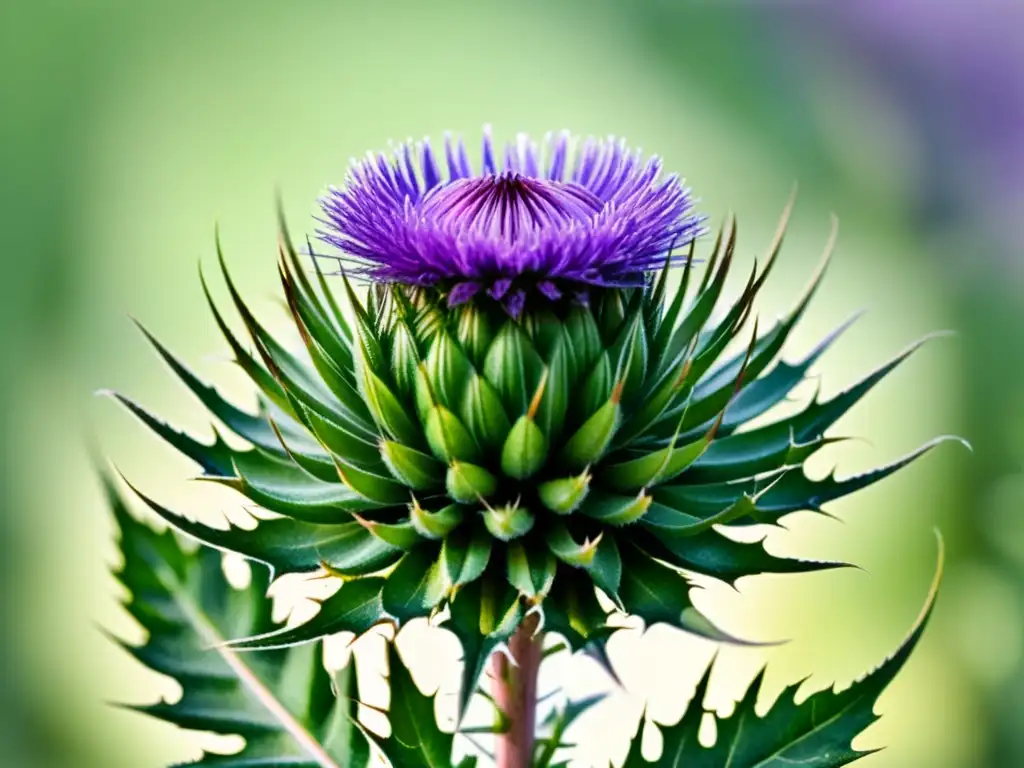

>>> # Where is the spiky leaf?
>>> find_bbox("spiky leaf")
[105,474,374,767]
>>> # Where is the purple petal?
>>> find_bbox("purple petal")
[489,278,512,300]
[537,280,562,300]
[448,281,483,306]
[504,289,527,319]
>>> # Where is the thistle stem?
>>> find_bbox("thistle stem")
[492,612,542,768]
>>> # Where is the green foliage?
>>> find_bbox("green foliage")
[619,542,943,767]
[106,472,373,767]
[105,470,941,767]
[108,471,485,767]
[105,202,959,748]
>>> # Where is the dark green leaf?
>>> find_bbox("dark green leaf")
[214,449,388,522]
[380,544,447,622]
[105,472,373,767]
[655,436,965,527]
[618,544,760,645]
[635,525,843,583]
[440,522,493,589]
[367,641,477,767]
[128,480,401,577]
[506,541,557,599]
[106,391,234,477]
[226,578,389,651]
[624,541,943,766]
[542,566,613,652]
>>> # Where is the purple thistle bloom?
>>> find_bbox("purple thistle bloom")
[316,127,704,313]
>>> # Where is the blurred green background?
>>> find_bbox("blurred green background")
[2,1,1021,766]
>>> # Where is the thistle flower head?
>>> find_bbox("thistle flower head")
[317,127,704,313]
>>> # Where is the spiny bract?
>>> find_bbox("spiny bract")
[113,131,951,719]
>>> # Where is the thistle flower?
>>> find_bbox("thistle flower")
[316,128,704,314]
[113,128,951,725]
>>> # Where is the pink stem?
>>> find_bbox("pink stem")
[491,612,543,768]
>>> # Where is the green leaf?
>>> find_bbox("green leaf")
[681,332,943,447]
[719,312,860,433]
[440,522,493,589]
[133,320,315,459]
[226,578,389,651]
[104,472,373,767]
[641,494,761,535]
[482,501,536,541]
[654,436,965,527]
[460,372,513,453]
[545,523,605,568]
[579,491,652,527]
[422,329,473,408]
[280,263,370,422]
[128,480,402,577]
[454,303,496,368]
[635,525,842,583]
[217,246,368,434]
[601,421,712,492]
[506,541,557,599]
[351,515,422,550]
[379,439,446,490]
[577,350,613,420]
[368,641,478,767]
[618,544,760,645]
[624,539,943,766]
[685,427,837,486]
[215,449,388,523]
[359,366,422,447]
[534,334,571,442]
[682,234,835,434]
[106,391,235,477]
[337,270,387,377]
[559,392,622,469]
[650,221,736,387]
[327,451,411,506]
[545,523,623,606]
[425,404,482,463]
[198,267,295,419]
[562,302,604,378]
[299,404,384,472]
[542,565,614,652]
[276,225,356,375]
[389,314,421,400]
[380,544,447,622]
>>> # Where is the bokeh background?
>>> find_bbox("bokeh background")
[1,1,1021,766]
